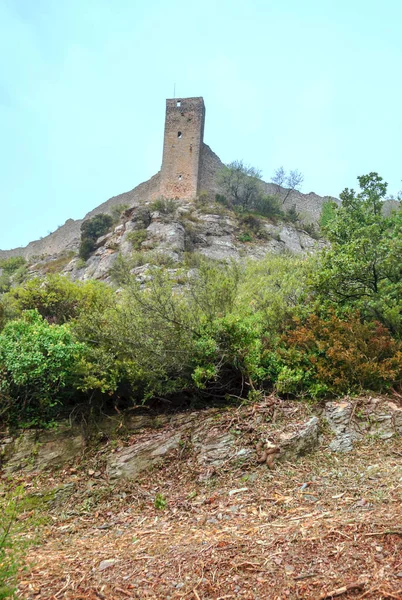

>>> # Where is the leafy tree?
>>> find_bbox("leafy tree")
[218,161,262,211]
[319,199,338,230]
[79,214,114,260]
[110,203,129,223]
[313,172,402,335]
[0,257,26,275]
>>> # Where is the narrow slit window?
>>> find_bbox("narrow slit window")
[178,131,182,139]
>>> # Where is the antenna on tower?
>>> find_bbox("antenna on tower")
[173,83,176,98]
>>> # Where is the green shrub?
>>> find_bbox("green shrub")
[313,173,402,336]
[239,214,261,233]
[0,311,87,425]
[284,205,299,223]
[150,198,177,215]
[2,274,112,324]
[319,199,338,230]
[0,257,28,294]
[215,193,229,206]
[109,250,176,286]
[79,214,114,260]
[196,190,210,205]
[110,203,129,223]
[78,255,308,402]
[302,222,320,239]
[254,195,283,219]
[238,232,252,243]
[126,229,147,250]
[0,257,26,275]
[154,493,167,510]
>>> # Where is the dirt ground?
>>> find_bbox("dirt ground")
[3,401,402,600]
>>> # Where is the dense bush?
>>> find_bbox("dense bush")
[2,274,113,324]
[275,312,402,398]
[1,172,402,427]
[110,203,129,223]
[319,199,338,230]
[150,198,177,214]
[79,214,114,260]
[0,257,27,293]
[0,311,87,425]
[254,195,283,219]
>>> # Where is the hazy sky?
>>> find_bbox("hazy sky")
[1,0,401,249]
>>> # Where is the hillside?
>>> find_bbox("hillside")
[0,144,333,263]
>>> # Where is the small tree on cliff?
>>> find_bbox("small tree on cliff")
[271,167,304,204]
[79,214,114,260]
[218,161,263,211]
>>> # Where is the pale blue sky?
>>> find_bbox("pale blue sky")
[1,0,401,249]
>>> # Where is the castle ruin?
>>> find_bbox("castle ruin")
[159,97,205,199]
[0,95,334,260]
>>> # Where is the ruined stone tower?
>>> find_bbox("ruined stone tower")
[159,97,205,199]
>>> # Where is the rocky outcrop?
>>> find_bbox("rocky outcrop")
[278,417,320,461]
[1,397,400,479]
[59,203,324,282]
[0,424,84,474]
[325,397,402,452]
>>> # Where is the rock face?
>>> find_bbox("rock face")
[0,424,84,474]
[325,398,402,452]
[278,417,320,461]
[58,202,324,282]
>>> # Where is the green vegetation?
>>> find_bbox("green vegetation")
[110,203,129,223]
[319,198,338,230]
[0,172,401,426]
[126,228,148,250]
[0,311,87,426]
[79,213,114,260]
[0,488,20,599]
[41,251,76,274]
[217,161,305,224]
[150,198,177,214]
[313,173,402,335]
[0,257,27,293]
[154,493,167,510]
[217,160,262,212]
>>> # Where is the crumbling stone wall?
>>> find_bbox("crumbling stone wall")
[0,172,161,260]
[159,97,205,199]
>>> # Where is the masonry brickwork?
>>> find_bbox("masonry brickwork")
[159,97,205,199]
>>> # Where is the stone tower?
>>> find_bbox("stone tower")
[159,97,205,199]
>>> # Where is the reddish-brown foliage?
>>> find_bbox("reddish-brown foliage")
[278,312,402,396]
